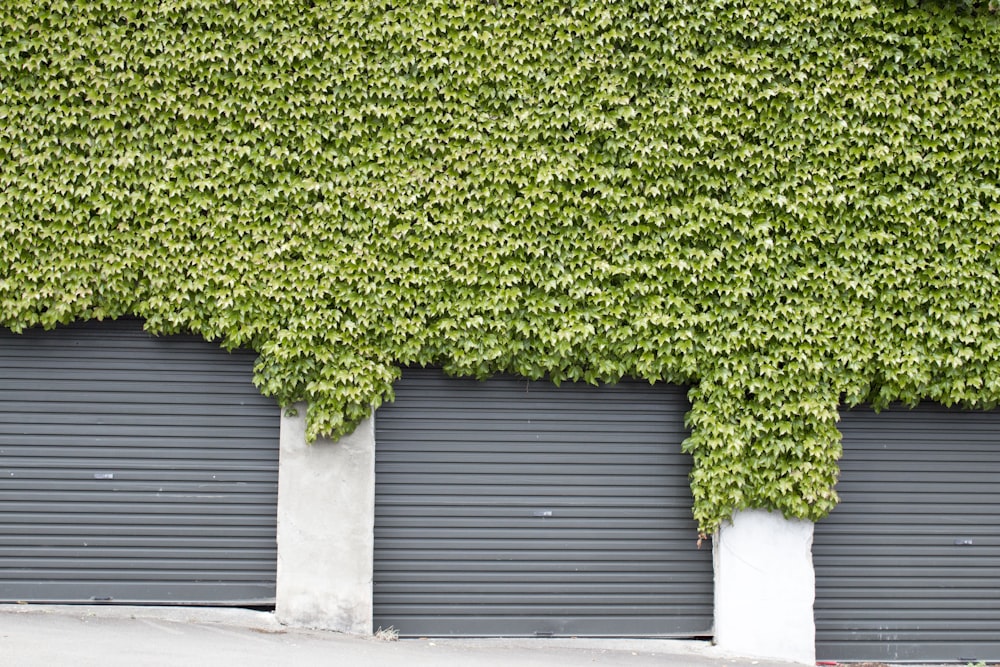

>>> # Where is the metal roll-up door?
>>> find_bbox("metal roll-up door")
[814,404,1000,662]
[0,320,279,605]
[374,369,712,637]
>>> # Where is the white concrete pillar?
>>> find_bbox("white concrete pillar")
[714,509,815,665]
[275,404,375,635]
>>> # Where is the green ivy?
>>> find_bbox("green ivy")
[1,0,998,533]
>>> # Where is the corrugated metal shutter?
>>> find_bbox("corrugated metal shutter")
[0,320,279,605]
[374,369,712,637]
[814,404,1000,662]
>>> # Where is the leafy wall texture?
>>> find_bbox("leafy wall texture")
[1,0,998,532]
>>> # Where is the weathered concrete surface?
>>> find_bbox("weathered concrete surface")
[0,605,806,667]
[714,510,816,665]
[275,405,375,634]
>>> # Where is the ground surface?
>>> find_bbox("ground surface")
[0,605,801,667]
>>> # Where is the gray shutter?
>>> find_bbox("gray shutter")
[374,369,712,637]
[0,320,279,605]
[814,404,1000,662]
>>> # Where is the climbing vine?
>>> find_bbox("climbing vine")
[1,0,998,533]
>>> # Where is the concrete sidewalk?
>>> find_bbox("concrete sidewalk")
[0,605,804,667]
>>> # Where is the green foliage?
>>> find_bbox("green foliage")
[1,0,999,533]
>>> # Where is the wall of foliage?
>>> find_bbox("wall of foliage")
[2,0,998,533]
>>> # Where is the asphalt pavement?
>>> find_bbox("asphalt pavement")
[0,604,806,667]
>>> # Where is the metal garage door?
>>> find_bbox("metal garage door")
[374,369,712,637]
[814,404,1000,662]
[0,320,279,605]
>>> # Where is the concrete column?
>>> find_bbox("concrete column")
[275,404,375,635]
[713,509,815,665]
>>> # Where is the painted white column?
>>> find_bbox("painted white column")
[714,509,815,665]
[275,404,375,635]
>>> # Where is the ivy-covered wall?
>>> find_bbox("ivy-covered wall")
[2,0,998,533]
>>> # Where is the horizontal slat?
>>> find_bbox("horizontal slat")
[378,526,701,539]
[375,559,709,573]
[0,404,274,419]
[2,502,276,516]
[376,432,686,445]
[376,486,690,499]
[0,549,277,562]
[378,465,690,476]
[375,602,712,614]
[1,569,279,582]
[0,487,275,500]
[0,581,275,606]
[376,454,682,467]
[0,444,277,456]
[1,534,276,547]
[377,521,701,536]
[375,570,707,582]
[368,615,712,638]
[376,509,695,520]
[0,562,275,575]
[0,468,277,482]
